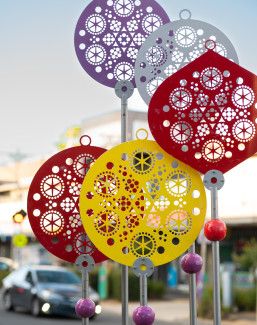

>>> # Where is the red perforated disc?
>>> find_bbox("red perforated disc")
[27,140,107,264]
[149,49,257,174]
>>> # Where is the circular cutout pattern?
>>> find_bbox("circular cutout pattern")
[169,88,192,110]
[74,154,95,178]
[170,121,193,143]
[175,26,196,47]
[232,86,255,109]
[232,119,255,142]
[40,175,64,199]
[200,67,223,90]
[79,138,206,266]
[40,211,64,235]
[27,143,107,263]
[75,0,170,88]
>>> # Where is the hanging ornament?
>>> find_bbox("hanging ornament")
[74,0,170,88]
[79,129,206,267]
[148,43,257,174]
[27,136,107,264]
[135,9,239,104]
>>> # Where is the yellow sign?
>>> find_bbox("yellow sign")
[12,234,28,248]
[80,135,206,266]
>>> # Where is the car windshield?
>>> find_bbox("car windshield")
[36,270,81,284]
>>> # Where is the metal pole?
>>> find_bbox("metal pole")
[188,243,197,325]
[115,80,134,325]
[82,271,89,325]
[121,93,129,325]
[140,275,148,306]
[211,187,221,325]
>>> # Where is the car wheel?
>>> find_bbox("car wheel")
[3,292,14,311]
[31,298,41,317]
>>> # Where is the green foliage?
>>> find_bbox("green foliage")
[89,268,99,292]
[198,285,256,317]
[0,270,10,288]
[232,239,257,271]
[234,288,256,311]
[148,280,166,299]
[108,267,165,301]
[198,286,213,318]
[108,267,122,300]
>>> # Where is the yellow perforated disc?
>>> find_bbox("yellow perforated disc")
[80,138,206,267]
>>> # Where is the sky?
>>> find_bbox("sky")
[1,0,257,162]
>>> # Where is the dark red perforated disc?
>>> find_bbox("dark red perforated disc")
[27,139,107,264]
[149,49,257,174]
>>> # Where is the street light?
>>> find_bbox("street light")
[12,209,27,224]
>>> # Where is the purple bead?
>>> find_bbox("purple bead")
[133,306,155,325]
[181,253,203,274]
[75,298,95,318]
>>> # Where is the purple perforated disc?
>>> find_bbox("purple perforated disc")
[74,0,170,88]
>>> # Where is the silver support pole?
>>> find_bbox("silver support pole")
[121,263,129,325]
[121,90,129,325]
[140,275,148,306]
[188,244,197,325]
[211,187,221,325]
[121,95,127,142]
[115,81,134,325]
[76,255,95,325]
[82,271,89,325]
[203,171,224,325]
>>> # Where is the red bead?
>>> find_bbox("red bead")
[204,220,227,241]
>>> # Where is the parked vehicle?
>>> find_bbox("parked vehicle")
[2,265,101,318]
[0,257,17,271]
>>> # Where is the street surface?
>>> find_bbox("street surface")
[0,299,254,325]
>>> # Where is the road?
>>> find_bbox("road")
[0,308,187,325]
[0,304,184,325]
[0,300,253,325]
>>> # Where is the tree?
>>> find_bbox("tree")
[233,239,257,272]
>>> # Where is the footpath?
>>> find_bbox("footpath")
[101,299,255,325]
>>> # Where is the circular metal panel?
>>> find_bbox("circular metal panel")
[148,49,257,174]
[75,254,95,273]
[133,257,154,277]
[203,170,224,190]
[74,0,170,88]
[79,138,206,267]
[135,10,239,104]
[115,80,134,99]
[27,141,107,264]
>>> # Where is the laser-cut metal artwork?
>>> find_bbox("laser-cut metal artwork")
[79,130,206,267]
[27,136,107,264]
[148,47,257,174]
[74,0,170,88]
[135,9,239,104]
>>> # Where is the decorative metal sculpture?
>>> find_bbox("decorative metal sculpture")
[148,45,257,175]
[74,0,170,88]
[79,130,206,267]
[135,9,239,104]
[27,136,107,264]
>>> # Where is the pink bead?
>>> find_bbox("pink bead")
[181,253,203,274]
[75,298,95,318]
[133,305,155,325]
